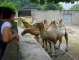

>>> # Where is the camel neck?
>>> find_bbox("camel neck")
[39,26,47,34]
[23,22,31,28]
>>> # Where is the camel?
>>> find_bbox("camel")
[38,20,51,50]
[58,19,68,51]
[18,18,40,42]
[33,20,68,55]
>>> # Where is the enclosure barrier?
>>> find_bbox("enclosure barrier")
[1,22,20,60]
[47,40,76,60]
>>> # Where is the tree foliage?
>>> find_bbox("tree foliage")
[69,3,79,10]
[0,0,40,10]
[0,1,17,12]
[0,0,76,10]
[30,0,78,4]
[40,2,63,10]
[22,0,40,8]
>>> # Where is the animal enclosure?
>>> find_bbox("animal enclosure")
[18,10,79,60]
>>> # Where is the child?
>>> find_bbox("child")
[0,7,19,60]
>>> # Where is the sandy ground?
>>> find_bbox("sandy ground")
[34,25,79,60]
[65,25,79,60]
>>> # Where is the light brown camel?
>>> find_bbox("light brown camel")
[33,20,68,55]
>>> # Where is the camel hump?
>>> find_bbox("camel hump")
[59,18,63,23]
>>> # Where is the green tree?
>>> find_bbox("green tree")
[40,2,63,10]
[20,0,40,8]
[0,0,21,10]
[0,0,75,10]
[15,1,21,10]
[0,0,40,10]
[0,1,17,12]
[56,4,63,10]
[30,0,77,4]
[69,3,79,10]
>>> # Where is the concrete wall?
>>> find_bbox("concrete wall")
[31,10,79,25]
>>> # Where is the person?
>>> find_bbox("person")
[0,7,19,60]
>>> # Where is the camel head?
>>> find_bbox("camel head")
[43,20,47,24]
[50,20,58,28]
[39,20,47,24]
[58,18,65,28]
[59,18,62,23]
[33,21,44,29]
[21,29,29,36]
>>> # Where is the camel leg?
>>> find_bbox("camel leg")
[35,36,39,42]
[37,36,39,42]
[42,39,45,48]
[45,40,48,51]
[65,32,68,52]
[58,39,62,48]
[54,44,56,54]
[48,41,52,55]
[66,40,68,52]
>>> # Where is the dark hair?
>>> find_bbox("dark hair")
[1,7,16,19]
[0,7,6,15]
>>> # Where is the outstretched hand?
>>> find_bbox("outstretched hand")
[11,29,19,41]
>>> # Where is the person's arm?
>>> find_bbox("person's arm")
[2,26,17,43]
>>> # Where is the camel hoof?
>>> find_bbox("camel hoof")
[50,55,52,57]
[48,52,52,57]
[48,52,51,54]
[52,53,57,57]
[42,46,44,48]
[45,49,48,51]
[65,49,68,52]
[56,47,59,49]
[54,55,57,57]
[37,40,39,43]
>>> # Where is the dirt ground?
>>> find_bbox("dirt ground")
[34,25,79,60]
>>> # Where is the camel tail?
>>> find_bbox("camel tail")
[65,28,68,40]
